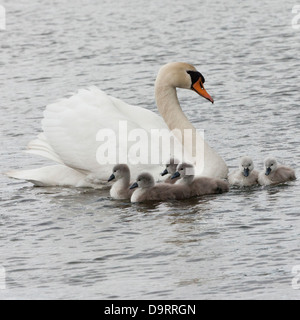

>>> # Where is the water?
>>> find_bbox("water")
[1,0,300,299]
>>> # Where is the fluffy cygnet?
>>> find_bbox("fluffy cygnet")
[258,157,296,186]
[172,163,229,195]
[228,156,259,187]
[161,158,180,184]
[108,164,134,200]
[130,173,191,203]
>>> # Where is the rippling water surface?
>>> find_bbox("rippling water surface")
[1,0,300,299]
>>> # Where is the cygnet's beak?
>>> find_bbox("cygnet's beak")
[130,182,139,190]
[243,168,250,177]
[265,167,272,176]
[108,174,115,182]
[161,169,169,176]
[192,78,214,104]
[171,171,180,180]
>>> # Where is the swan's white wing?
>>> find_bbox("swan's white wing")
[27,87,170,182]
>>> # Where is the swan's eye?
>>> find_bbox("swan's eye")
[181,168,184,171]
[114,170,117,173]
[186,70,205,86]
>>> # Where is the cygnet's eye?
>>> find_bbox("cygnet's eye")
[270,164,274,167]
[114,170,117,173]
[181,168,184,171]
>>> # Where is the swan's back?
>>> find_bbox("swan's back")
[272,166,296,182]
[132,183,193,202]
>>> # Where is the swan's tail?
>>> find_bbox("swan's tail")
[26,133,63,164]
[5,165,105,188]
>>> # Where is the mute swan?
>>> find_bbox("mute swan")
[258,157,296,186]
[7,62,228,188]
[172,163,229,195]
[130,173,192,203]
[228,157,259,187]
[161,158,180,184]
[108,164,133,200]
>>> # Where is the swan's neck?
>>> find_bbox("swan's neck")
[156,85,193,133]
[117,176,130,187]
[155,85,228,179]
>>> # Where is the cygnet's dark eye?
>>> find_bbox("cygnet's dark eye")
[181,168,184,171]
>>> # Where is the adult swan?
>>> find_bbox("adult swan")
[8,62,228,188]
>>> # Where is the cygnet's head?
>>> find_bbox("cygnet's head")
[130,173,155,190]
[155,62,214,103]
[108,164,130,182]
[264,157,278,176]
[171,163,195,181]
[239,157,255,177]
[161,158,180,176]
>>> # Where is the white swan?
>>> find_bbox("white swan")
[7,62,228,188]
[228,157,259,187]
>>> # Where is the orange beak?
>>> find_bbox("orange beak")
[192,79,214,104]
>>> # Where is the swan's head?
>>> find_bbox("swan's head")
[130,173,155,190]
[108,164,130,182]
[239,157,255,177]
[155,62,214,103]
[171,162,195,181]
[161,158,180,176]
[264,157,278,176]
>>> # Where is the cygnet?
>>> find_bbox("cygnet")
[161,158,180,184]
[108,164,134,200]
[130,173,191,203]
[228,156,259,187]
[258,157,296,186]
[172,163,229,196]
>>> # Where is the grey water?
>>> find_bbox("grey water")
[0,0,300,300]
